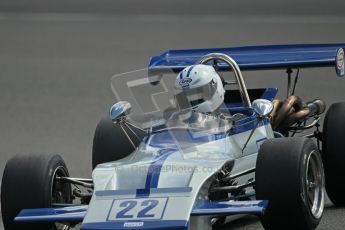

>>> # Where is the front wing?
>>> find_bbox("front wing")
[15,199,267,229]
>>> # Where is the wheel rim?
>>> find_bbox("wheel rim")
[51,166,72,230]
[51,166,71,204]
[305,150,325,219]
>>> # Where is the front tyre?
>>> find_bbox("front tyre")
[92,118,144,169]
[322,102,345,206]
[1,154,72,230]
[256,138,325,230]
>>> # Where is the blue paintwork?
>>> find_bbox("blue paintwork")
[191,200,268,216]
[148,116,268,145]
[81,220,188,230]
[136,149,177,197]
[148,44,345,72]
[147,112,268,149]
[146,130,226,150]
[260,88,278,101]
[95,187,193,197]
[15,205,87,223]
[145,149,176,188]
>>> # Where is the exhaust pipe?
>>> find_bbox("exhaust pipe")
[283,99,326,128]
[272,96,303,130]
[306,99,326,117]
[271,97,326,131]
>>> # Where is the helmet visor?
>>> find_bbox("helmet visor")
[175,80,217,109]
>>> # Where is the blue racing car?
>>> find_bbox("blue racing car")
[1,43,345,230]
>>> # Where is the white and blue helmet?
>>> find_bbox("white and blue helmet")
[174,64,225,113]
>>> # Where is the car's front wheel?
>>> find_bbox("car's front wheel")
[256,138,325,230]
[1,154,72,230]
[92,118,145,169]
[322,102,345,206]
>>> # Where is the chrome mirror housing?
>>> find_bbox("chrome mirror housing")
[109,101,131,121]
[252,99,273,117]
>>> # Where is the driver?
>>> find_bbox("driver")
[164,64,229,130]
[174,64,225,114]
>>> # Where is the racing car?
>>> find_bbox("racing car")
[1,44,345,230]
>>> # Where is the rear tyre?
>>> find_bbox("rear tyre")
[1,154,72,230]
[92,118,145,169]
[256,138,325,230]
[322,102,345,206]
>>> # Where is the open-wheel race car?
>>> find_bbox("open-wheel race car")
[2,44,345,230]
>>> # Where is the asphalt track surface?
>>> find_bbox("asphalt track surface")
[0,0,345,229]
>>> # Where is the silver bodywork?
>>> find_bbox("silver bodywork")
[83,123,274,229]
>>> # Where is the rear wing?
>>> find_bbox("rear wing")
[149,44,345,76]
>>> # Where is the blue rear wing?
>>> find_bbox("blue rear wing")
[149,44,345,73]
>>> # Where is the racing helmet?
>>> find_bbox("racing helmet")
[174,64,225,113]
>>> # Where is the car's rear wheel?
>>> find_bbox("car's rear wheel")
[1,153,72,230]
[256,138,325,230]
[92,118,145,169]
[322,102,345,206]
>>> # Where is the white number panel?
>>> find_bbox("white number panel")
[107,197,168,221]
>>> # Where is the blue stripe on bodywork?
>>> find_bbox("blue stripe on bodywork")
[261,88,278,101]
[191,200,268,216]
[137,149,176,197]
[148,116,269,150]
[15,205,87,223]
[145,149,175,188]
[81,220,188,230]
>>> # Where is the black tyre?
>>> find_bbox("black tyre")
[256,138,325,230]
[92,118,145,169]
[322,102,345,206]
[1,154,72,230]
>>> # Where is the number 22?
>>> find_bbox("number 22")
[116,199,159,219]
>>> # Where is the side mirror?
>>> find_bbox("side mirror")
[109,101,131,121]
[252,99,273,117]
